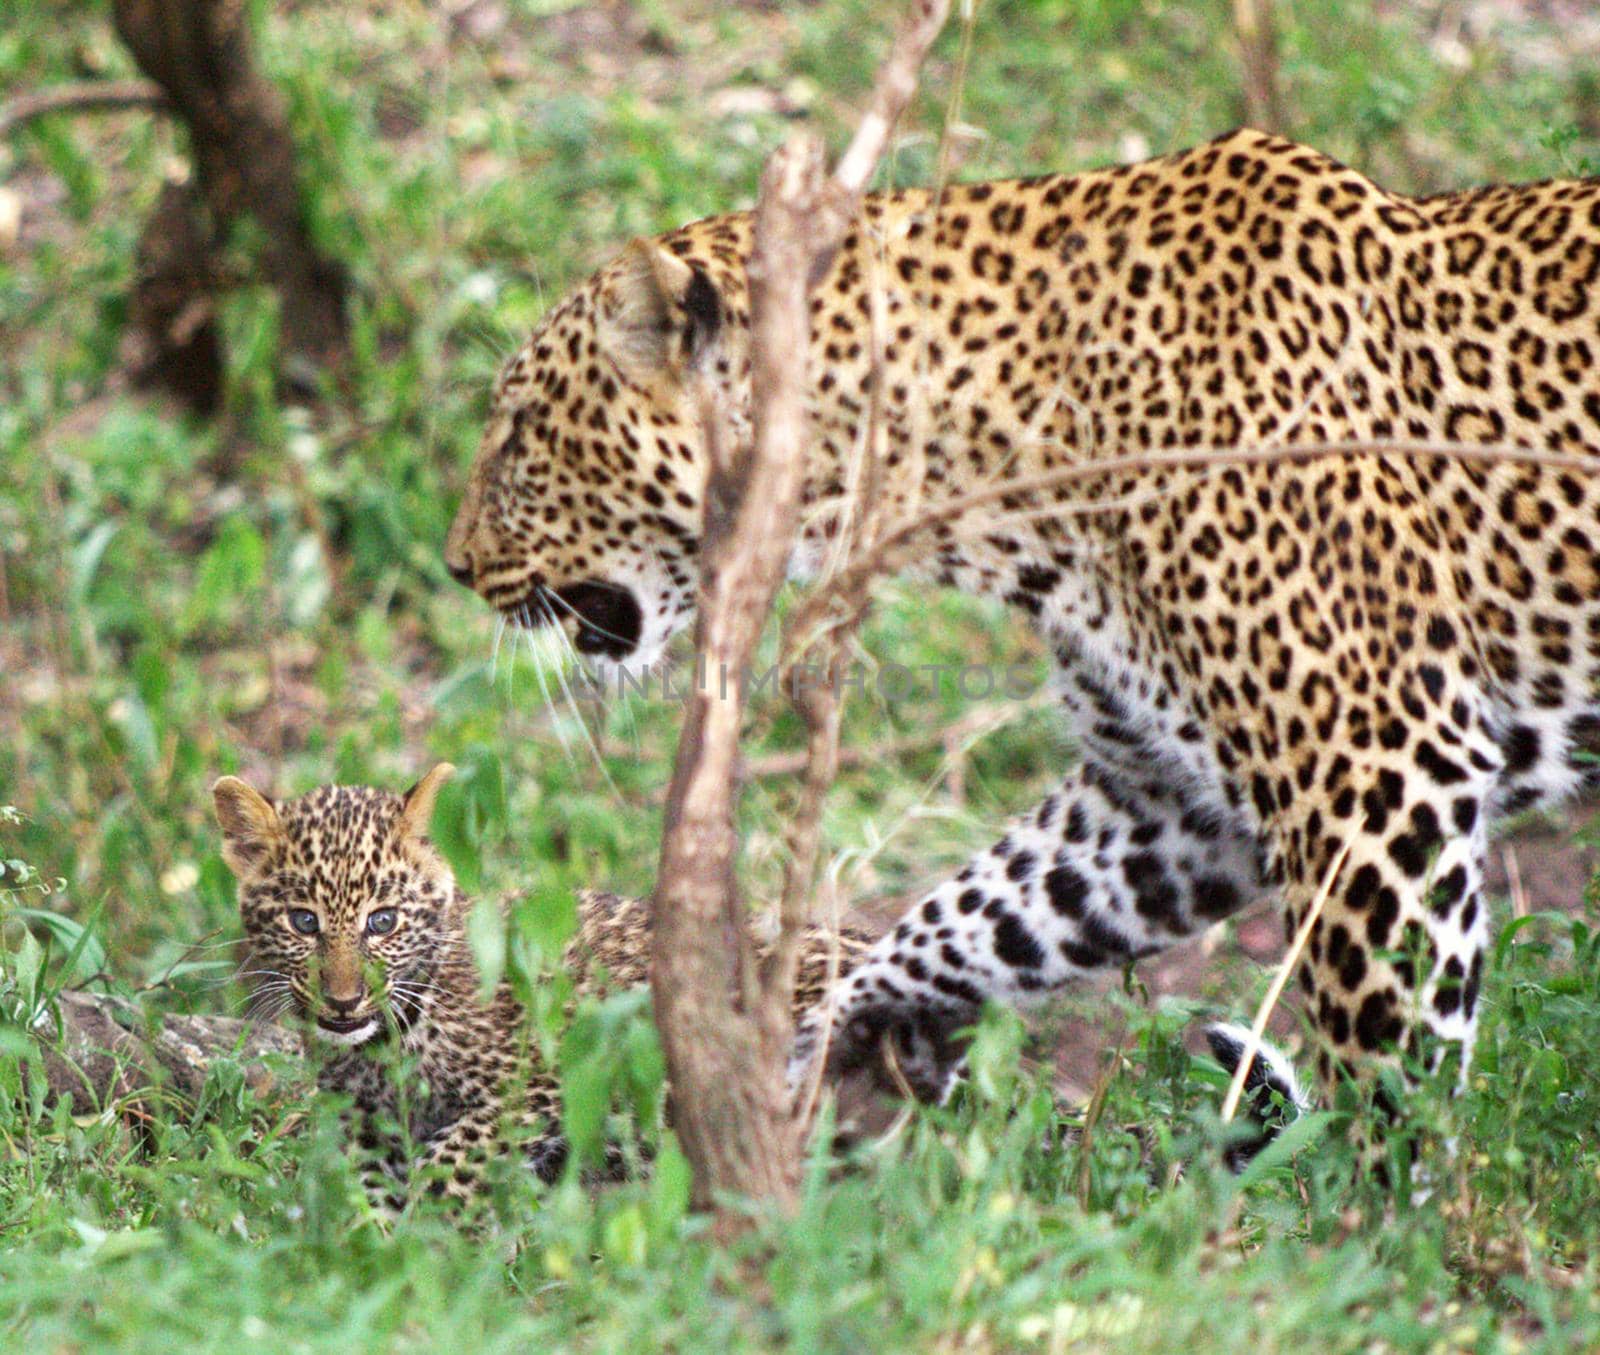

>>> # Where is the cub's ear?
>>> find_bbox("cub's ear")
[399,763,456,841]
[212,776,284,878]
[594,239,722,385]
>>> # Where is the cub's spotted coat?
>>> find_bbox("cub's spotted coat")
[214,768,872,1202]
[445,129,1600,1124]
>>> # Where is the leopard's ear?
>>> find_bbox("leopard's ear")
[594,239,722,385]
[212,776,284,878]
[399,763,456,841]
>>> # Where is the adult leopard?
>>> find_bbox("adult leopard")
[445,128,1600,1124]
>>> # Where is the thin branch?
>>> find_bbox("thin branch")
[1233,0,1286,134]
[0,80,168,137]
[833,0,953,196]
[803,437,1600,626]
[644,698,1032,807]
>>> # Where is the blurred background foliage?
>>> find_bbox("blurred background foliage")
[4,0,1595,977]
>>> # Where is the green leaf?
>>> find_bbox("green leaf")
[12,924,46,1013]
[16,906,107,988]
[430,779,480,892]
[0,1026,36,1063]
[70,521,119,602]
[68,1220,166,1265]
[600,1203,648,1268]
[429,746,507,893]
[466,747,507,828]
[622,1009,666,1131]
[1233,1111,1335,1187]
[558,1003,610,1168]
[466,894,506,1003]
[512,881,578,962]
[967,1004,1025,1103]
[130,645,171,710]
[109,691,160,778]
[646,1133,692,1241]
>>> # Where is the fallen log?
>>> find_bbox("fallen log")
[31,989,304,1118]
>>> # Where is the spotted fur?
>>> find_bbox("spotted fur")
[446,129,1600,1134]
[214,768,873,1204]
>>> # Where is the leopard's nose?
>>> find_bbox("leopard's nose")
[443,528,476,587]
[325,992,363,1016]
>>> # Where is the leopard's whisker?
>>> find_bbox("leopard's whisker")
[541,601,623,800]
[522,600,576,765]
[220,972,295,1001]
[388,980,452,1004]
[390,974,450,992]
[543,585,636,648]
[256,989,295,1016]
[253,996,296,1025]
[232,975,290,1001]
[238,985,295,1019]
[490,612,508,687]
[194,969,276,993]
[543,588,646,759]
[171,936,244,953]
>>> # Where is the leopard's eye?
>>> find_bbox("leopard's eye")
[365,907,398,936]
[287,909,320,936]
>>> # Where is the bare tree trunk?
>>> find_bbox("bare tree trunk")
[650,0,952,1224]
[110,0,348,377]
[121,176,227,415]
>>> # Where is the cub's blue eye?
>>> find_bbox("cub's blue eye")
[287,909,320,936]
[365,907,398,936]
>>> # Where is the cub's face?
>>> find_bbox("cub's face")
[213,766,458,1047]
[444,237,747,672]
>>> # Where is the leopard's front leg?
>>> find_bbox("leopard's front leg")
[790,759,1263,1102]
[1263,669,1498,1171]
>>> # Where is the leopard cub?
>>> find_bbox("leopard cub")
[213,765,873,1205]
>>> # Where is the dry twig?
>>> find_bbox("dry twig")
[1233,0,1286,134]
[0,80,168,137]
[1219,841,1352,1125]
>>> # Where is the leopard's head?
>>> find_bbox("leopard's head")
[213,765,461,1047]
[443,229,752,672]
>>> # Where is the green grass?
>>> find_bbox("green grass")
[3,0,1600,1348]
